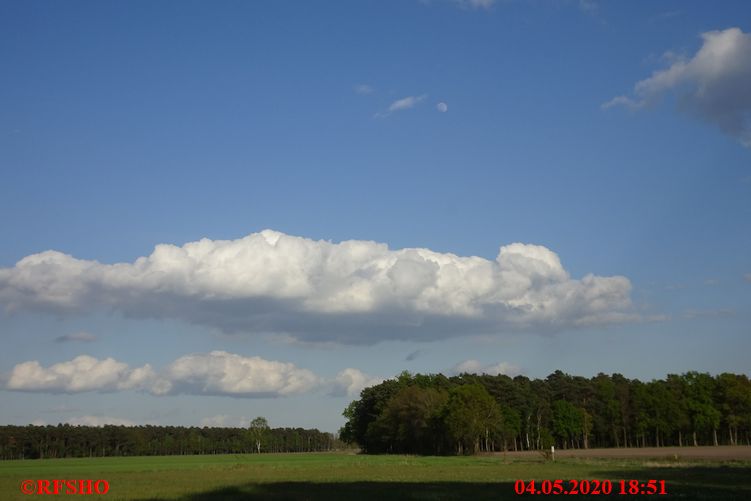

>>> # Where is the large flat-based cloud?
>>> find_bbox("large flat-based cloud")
[4,352,320,398]
[604,27,751,147]
[0,230,634,343]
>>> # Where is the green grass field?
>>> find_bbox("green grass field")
[1,452,749,500]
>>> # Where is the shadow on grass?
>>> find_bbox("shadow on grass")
[591,464,751,500]
[135,466,751,500]
[137,482,511,500]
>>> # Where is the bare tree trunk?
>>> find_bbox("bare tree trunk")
[678,431,683,447]
[692,431,698,447]
[526,414,531,450]
[536,409,542,450]
[713,429,718,447]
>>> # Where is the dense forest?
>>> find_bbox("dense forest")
[0,422,345,460]
[3,371,749,460]
[340,371,751,455]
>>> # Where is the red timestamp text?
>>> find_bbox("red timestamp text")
[513,479,668,495]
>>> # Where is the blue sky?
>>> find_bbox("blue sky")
[1,0,750,432]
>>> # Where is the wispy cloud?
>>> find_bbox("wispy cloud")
[604,27,751,147]
[54,331,97,343]
[405,350,422,361]
[683,308,735,319]
[354,84,374,95]
[376,94,427,117]
[451,0,495,10]
[649,10,681,24]
[389,94,426,112]
[578,0,597,13]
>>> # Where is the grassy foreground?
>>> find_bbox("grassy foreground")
[0,452,749,500]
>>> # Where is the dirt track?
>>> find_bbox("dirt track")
[495,446,751,460]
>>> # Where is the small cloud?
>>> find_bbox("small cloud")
[601,95,640,110]
[330,368,383,397]
[683,308,735,319]
[452,0,495,10]
[703,278,720,286]
[67,415,137,427]
[200,415,248,428]
[389,94,426,112]
[377,95,427,117]
[354,84,374,95]
[163,351,321,398]
[578,0,597,13]
[405,350,422,361]
[451,359,522,377]
[436,102,448,113]
[54,331,97,343]
[649,10,681,24]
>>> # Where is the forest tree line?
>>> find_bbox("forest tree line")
[339,370,751,455]
[0,423,346,460]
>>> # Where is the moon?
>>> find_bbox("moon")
[436,102,448,113]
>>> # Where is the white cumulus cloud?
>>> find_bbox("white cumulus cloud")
[451,359,522,376]
[604,27,751,147]
[0,230,635,343]
[330,368,384,397]
[4,352,319,398]
[5,355,157,393]
[163,351,320,397]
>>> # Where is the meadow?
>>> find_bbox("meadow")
[1,450,750,500]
